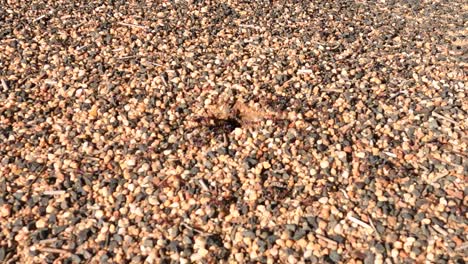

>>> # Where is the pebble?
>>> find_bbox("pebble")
[95,210,104,219]
[233,128,243,138]
[320,160,330,169]
[0,205,11,217]
[126,159,136,168]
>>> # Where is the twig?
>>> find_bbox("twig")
[3,251,14,264]
[34,15,47,22]
[76,45,88,51]
[340,189,350,200]
[160,73,168,87]
[157,174,173,186]
[297,69,314,74]
[44,80,57,85]
[0,38,18,43]
[1,79,9,91]
[432,111,458,126]
[386,87,409,102]
[37,238,58,245]
[198,179,210,192]
[116,22,149,30]
[42,190,66,196]
[150,62,163,67]
[432,224,448,236]
[383,151,397,158]
[316,234,338,246]
[35,247,71,256]
[117,55,140,60]
[430,155,462,170]
[368,216,381,240]
[347,214,373,230]
[181,222,212,236]
[428,172,449,184]
[446,149,468,159]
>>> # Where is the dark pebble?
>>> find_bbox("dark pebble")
[0,247,5,262]
[257,239,267,252]
[100,254,110,263]
[53,225,67,235]
[206,234,223,247]
[292,229,307,241]
[330,235,345,244]
[364,252,375,264]
[329,251,341,263]
[305,216,319,230]
[77,229,92,245]
[285,224,297,232]
[143,239,154,248]
[412,246,422,255]
[167,241,181,252]
[181,248,193,258]
[242,230,256,239]
[266,235,278,245]
[375,242,386,254]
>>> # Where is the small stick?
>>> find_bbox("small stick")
[34,15,47,22]
[368,216,381,240]
[76,45,88,51]
[447,149,468,159]
[383,151,397,158]
[316,234,338,246]
[432,111,458,126]
[116,22,148,30]
[432,224,448,236]
[150,62,163,67]
[42,190,66,196]
[160,74,168,87]
[198,179,210,192]
[297,69,314,74]
[1,79,9,90]
[158,174,173,186]
[181,222,212,236]
[117,55,139,60]
[340,189,350,200]
[44,80,57,85]
[0,38,18,43]
[35,247,71,255]
[37,238,58,245]
[347,214,373,230]
[429,172,449,184]
[430,155,462,169]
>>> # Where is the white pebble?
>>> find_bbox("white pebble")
[320,160,329,169]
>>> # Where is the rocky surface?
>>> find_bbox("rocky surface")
[0,0,466,263]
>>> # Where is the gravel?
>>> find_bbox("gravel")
[0,0,467,263]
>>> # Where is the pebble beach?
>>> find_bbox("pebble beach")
[0,0,467,263]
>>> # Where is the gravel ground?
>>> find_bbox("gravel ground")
[0,0,467,263]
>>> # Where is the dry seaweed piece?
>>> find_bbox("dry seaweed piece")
[192,98,286,132]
